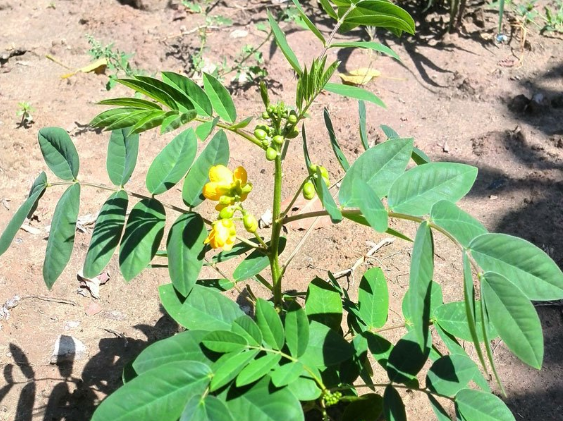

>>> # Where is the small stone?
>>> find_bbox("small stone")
[230,29,249,39]
[85,301,102,316]
[50,335,87,364]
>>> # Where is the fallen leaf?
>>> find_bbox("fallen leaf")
[339,68,381,86]
[77,270,110,299]
[85,301,103,317]
[61,58,107,79]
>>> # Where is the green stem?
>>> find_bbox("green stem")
[195,117,264,149]
[270,156,284,308]
[334,382,455,402]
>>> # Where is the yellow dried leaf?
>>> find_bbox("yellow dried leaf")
[339,68,381,86]
[61,58,107,79]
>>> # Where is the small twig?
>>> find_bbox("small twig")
[100,328,128,347]
[332,238,395,283]
[20,295,77,306]
[160,25,220,41]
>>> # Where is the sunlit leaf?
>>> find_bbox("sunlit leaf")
[38,127,79,181]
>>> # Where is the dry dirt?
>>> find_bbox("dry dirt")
[1,0,562,420]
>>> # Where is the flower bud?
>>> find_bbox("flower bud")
[219,206,235,219]
[285,129,299,139]
[303,181,315,200]
[243,214,258,233]
[288,112,298,124]
[266,147,277,161]
[273,135,284,145]
[262,111,270,120]
[254,128,267,140]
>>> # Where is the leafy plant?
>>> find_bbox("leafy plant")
[86,35,144,90]
[2,1,561,420]
[16,101,34,128]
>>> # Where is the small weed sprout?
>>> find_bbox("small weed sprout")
[16,102,34,128]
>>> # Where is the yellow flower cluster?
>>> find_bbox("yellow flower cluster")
[203,165,256,251]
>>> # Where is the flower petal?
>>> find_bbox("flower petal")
[209,165,233,184]
[233,167,247,184]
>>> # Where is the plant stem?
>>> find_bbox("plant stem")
[270,156,284,308]
[335,382,455,402]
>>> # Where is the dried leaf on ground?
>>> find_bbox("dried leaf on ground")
[339,68,381,86]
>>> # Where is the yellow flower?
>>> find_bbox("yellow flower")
[205,219,237,251]
[203,165,252,210]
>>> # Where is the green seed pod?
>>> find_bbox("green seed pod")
[262,111,270,120]
[308,164,318,174]
[303,181,315,200]
[288,113,298,124]
[243,214,258,233]
[267,105,276,115]
[273,135,284,145]
[254,128,267,140]
[266,147,277,161]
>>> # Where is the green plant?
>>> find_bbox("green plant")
[542,0,563,33]
[86,35,144,90]
[16,101,34,128]
[1,1,562,420]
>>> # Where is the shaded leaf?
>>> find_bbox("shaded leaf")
[203,330,248,353]
[300,321,354,369]
[306,277,343,330]
[342,393,384,421]
[236,353,281,387]
[119,198,166,281]
[255,298,284,350]
[233,238,286,281]
[330,41,400,61]
[181,395,234,421]
[358,267,389,329]
[284,302,309,358]
[267,11,302,75]
[324,83,385,108]
[43,183,80,289]
[426,355,476,397]
[324,108,350,170]
[210,350,259,392]
[162,71,213,116]
[455,389,515,421]
[431,201,487,248]
[383,386,406,421]
[351,179,388,233]
[83,190,128,278]
[313,167,342,223]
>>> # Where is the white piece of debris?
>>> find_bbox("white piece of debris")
[230,29,248,39]
[50,335,87,364]
[77,270,110,299]
[259,209,273,228]
[20,224,41,235]
[0,295,21,321]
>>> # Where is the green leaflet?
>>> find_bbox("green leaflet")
[470,233,563,301]
[166,212,207,297]
[210,350,259,392]
[195,117,220,141]
[107,128,140,186]
[203,73,236,123]
[160,111,197,134]
[386,329,430,384]
[284,302,309,358]
[130,110,168,134]
[299,321,354,369]
[339,138,413,204]
[177,285,244,331]
[323,107,350,171]
[202,330,248,353]
[431,200,488,248]
[463,253,487,373]
[426,355,476,397]
[225,376,304,421]
[83,190,128,278]
[350,179,388,233]
[291,0,325,44]
[233,237,286,281]
[181,395,234,421]
[358,267,389,329]
[43,183,80,289]
[106,109,159,132]
[117,78,180,110]
[146,128,198,195]
[133,330,212,374]
[337,1,415,35]
[330,41,400,61]
[481,271,543,369]
[0,172,47,257]
[98,97,163,110]
[232,315,262,346]
[324,83,385,108]
[428,395,451,421]
[271,361,304,387]
[455,389,516,421]
[236,353,281,387]
[388,162,478,216]
[92,361,212,421]
[306,277,343,330]
[255,298,285,350]
[119,198,166,282]
[38,127,79,181]
[267,10,302,75]
[162,71,213,117]
[383,386,407,421]
[408,222,434,348]
[182,130,230,207]
[434,300,497,342]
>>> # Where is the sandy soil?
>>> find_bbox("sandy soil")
[0,0,562,420]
